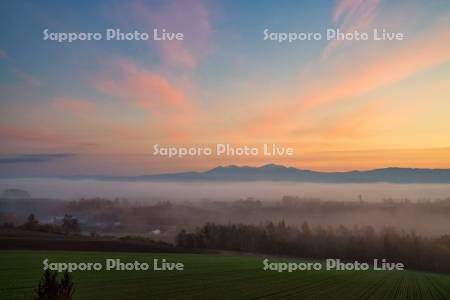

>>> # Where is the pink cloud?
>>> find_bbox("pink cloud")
[53,97,97,114]
[0,49,7,60]
[334,0,380,30]
[0,124,59,143]
[95,60,195,141]
[130,0,212,69]
[323,0,381,59]
[96,60,189,113]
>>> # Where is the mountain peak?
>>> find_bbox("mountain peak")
[260,163,287,170]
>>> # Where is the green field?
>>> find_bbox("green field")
[0,250,449,299]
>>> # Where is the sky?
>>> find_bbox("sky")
[0,0,450,176]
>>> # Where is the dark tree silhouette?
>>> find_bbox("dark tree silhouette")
[34,269,74,300]
[24,214,39,230]
[62,214,80,234]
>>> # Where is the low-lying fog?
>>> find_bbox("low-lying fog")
[0,178,449,201]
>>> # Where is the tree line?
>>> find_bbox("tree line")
[176,221,450,273]
[1,213,80,234]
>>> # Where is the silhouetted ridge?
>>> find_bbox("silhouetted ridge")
[61,165,450,183]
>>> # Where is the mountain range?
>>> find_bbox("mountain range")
[68,164,450,183]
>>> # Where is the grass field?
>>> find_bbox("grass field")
[0,250,449,299]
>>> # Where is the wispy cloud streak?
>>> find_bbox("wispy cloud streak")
[0,153,75,164]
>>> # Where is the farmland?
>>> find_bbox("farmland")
[1,250,449,299]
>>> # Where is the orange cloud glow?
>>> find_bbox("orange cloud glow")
[235,15,450,142]
[53,96,96,114]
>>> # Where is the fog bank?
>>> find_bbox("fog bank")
[0,178,449,201]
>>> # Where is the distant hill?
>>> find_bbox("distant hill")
[71,164,450,183]
[1,189,31,199]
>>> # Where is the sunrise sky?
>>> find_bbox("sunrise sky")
[0,0,450,176]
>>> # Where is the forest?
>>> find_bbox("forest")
[176,221,450,273]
